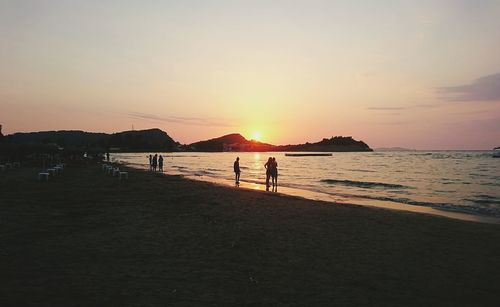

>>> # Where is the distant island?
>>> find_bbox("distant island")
[186,133,371,152]
[1,128,372,152]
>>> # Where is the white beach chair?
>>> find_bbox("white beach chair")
[47,168,57,176]
[119,172,128,181]
[38,172,49,181]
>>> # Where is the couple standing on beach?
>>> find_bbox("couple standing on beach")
[265,157,278,191]
[148,154,164,172]
[233,156,278,191]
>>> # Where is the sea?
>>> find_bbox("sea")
[113,151,500,221]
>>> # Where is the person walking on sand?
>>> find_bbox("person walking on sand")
[148,154,153,171]
[264,157,273,191]
[271,157,278,192]
[234,157,241,185]
[152,154,158,172]
[158,155,164,172]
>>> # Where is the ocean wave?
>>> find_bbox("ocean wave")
[332,193,500,217]
[347,169,376,173]
[440,178,471,185]
[470,173,488,178]
[206,168,222,172]
[240,179,267,185]
[320,179,409,189]
[189,170,216,176]
[465,194,500,206]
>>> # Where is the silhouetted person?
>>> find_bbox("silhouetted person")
[148,154,153,171]
[264,157,273,191]
[158,155,164,172]
[271,157,278,192]
[153,154,158,172]
[234,157,241,185]
[152,154,158,172]
[106,152,110,162]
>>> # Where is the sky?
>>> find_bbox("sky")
[1,0,500,149]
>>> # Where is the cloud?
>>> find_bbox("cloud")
[365,104,438,111]
[365,107,407,111]
[371,120,412,126]
[127,112,233,127]
[438,73,500,102]
[414,103,438,109]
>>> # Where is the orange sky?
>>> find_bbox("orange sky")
[1,1,500,149]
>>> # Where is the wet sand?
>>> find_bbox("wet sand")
[182,173,500,224]
[1,164,500,306]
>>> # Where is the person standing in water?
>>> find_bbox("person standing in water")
[152,154,158,172]
[271,157,278,192]
[148,154,153,171]
[158,155,164,172]
[264,157,273,191]
[234,157,241,185]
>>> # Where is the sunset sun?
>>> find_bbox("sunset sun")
[251,131,262,141]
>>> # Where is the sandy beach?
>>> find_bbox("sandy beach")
[1,163,500,306]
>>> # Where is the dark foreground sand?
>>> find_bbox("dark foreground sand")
[1,164,500,306]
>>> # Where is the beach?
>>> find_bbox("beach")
[1,164,500,306]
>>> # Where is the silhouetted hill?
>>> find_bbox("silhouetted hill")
[4,129,372,152]
[6,130,109,148]
[188,133,274,152]
[188,134,372,152]
[4,129,179,151]
[276,136,372,152]
[109,129,178,151]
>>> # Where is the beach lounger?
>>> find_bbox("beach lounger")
[47,168,57,176]
[0,165,5,172]
[38,172,49,181]
[119,172,128,181]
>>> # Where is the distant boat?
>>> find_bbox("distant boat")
[285,153,333,157]
[494,147,500,158]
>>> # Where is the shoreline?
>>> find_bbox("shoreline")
[123,162,500,225]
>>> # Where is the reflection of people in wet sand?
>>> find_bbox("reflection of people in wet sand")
[234,157,241,185]
[264,157,273,191]
[158,155,164,172]
[271,157,278,192]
